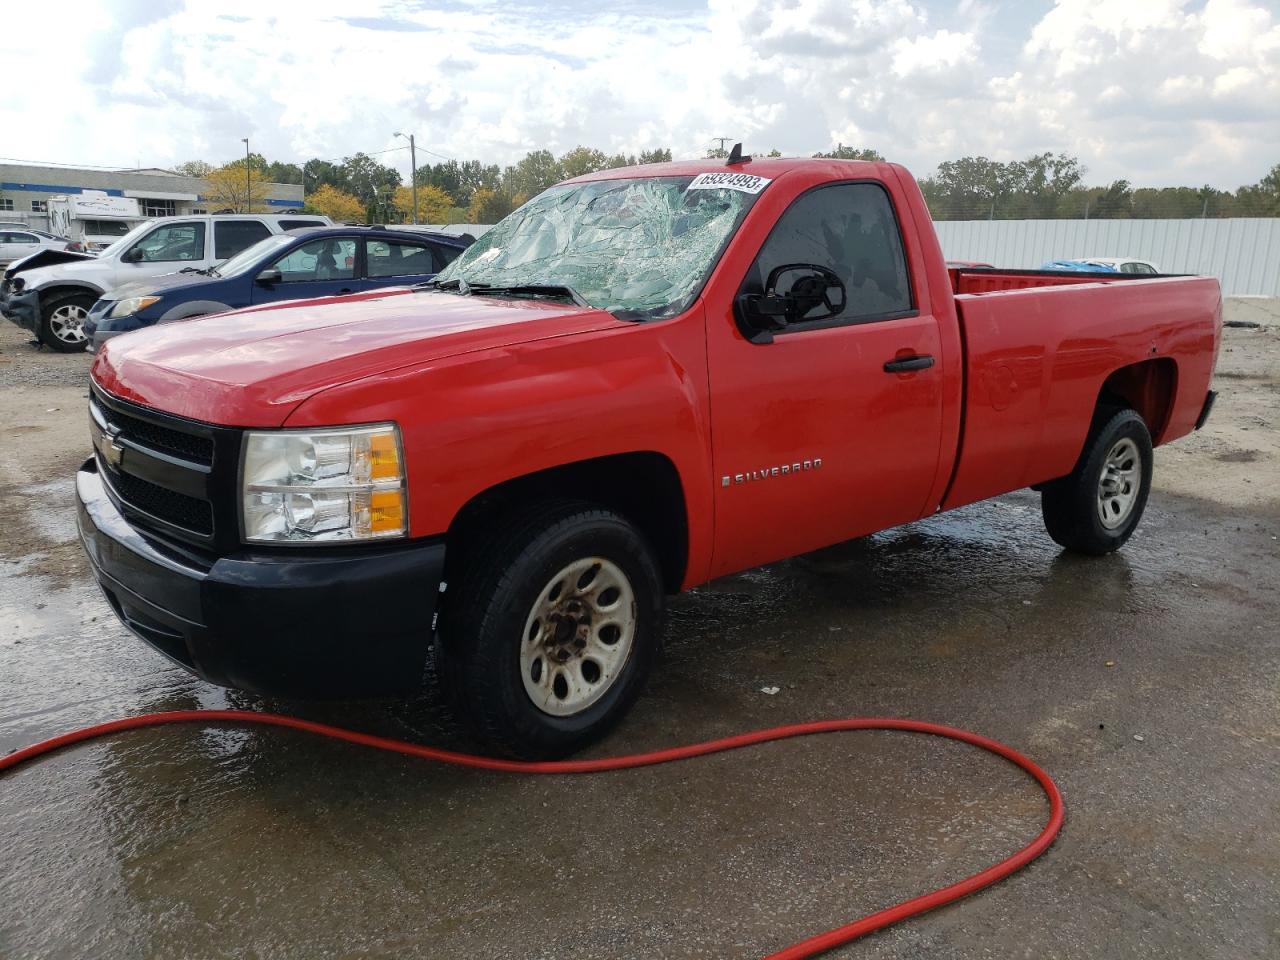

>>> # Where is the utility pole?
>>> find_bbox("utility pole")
[396,132,418,223]
[241,137,251,213]
[711,137,734,155]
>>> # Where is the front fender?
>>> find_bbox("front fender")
[159,300,235,322]
[283,307,717,588]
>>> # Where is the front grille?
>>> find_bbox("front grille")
[106,468,214,535]
[92,397,213,465]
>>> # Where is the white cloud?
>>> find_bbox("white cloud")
[1,0,1277,190]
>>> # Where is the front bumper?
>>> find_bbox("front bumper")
[84,300,142,352]
[0,281,39,332]
[76,458,445,698]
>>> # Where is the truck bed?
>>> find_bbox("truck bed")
[948,266,1176,295]
[942,274,1222,511]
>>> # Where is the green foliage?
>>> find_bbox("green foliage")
[812,144,884,161]
[198,145,1280,223]
[469,187,517,223]
[173,159,214,178]
[502,149,561,198]
[638,148,672,164]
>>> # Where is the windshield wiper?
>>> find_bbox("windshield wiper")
[420,277,587,307]
[473,284,588,306]
[178,266,220,277]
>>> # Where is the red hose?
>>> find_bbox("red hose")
[1,712,1063,958]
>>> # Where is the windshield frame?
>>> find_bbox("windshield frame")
[434,174,766,322]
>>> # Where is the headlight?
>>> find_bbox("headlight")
[240,424,407,543]
[108,295,162,319]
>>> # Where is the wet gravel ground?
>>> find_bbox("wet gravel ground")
[1,322,1278,959]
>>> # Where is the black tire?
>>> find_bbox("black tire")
[436,501,664,759]
[1041,407,1153,555]
[38,292,95,352]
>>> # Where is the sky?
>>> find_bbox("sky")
[4,0,1278,189]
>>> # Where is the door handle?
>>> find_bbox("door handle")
[337,288,352,295]
[883,354,935,373]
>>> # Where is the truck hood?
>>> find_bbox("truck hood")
[3,248,97,279]
[91,289,627,427]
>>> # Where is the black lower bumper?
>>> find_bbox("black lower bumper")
[76,459,445,699]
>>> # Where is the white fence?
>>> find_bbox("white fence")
[933,218,1280,297]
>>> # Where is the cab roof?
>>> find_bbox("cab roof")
[563,155,894,185]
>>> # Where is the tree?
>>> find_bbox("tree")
[174,160,214,178]
[502,150,562,197]
[1235,163,1280,216]
[559,146,609,179]
[813,144,884,161]
[340,152,401,206]
[304,159,352,195]
[265,161,303,185]
[767,149,783,157]
[307,183,365,222]
[638,148,672,164]
[1014,152,1085,217]
[1092,180,1134,218]
[393,184,454,223]
[204,162,270,213]
[468,187,516,224]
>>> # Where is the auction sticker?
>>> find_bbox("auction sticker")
[686,171,773,195]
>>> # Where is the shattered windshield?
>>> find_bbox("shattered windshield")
[433,175,763,320]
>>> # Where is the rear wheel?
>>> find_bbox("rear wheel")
[38,292,94,352]
[436,502,664,758]
[1041,407,1153,555]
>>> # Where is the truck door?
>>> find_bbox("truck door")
[706,181,945,576]
[251,236,359,304]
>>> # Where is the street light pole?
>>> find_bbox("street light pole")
[241,137,251,213]
[396,132,418,224]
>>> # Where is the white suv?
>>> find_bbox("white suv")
[1,213,331,351]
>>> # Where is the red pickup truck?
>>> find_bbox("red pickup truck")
[78,156,1221,756]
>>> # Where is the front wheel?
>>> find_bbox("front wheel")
[39,292,95,352]
[1041,408,1153,555]
[436,502,664,758]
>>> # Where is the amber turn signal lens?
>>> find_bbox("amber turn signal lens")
[369,490,406,534]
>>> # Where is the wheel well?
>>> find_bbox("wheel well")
[445,452,689,594]
[1097,358,1178,442]
[38,285,101,315]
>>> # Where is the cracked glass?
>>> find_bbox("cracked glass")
[434,176,762,320]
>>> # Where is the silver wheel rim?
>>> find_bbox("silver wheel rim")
[49,304,88,343]
[1097,437,1141,529]
[520,557,637,717]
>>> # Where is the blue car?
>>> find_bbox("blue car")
[85,226,471,351]
[1039,259,1120,273]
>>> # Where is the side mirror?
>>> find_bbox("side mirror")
[735,263,847,343]
[255,267,282,285]
[121,248,144,263]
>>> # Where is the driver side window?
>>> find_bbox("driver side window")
[746,183,913,330]
[271,238,357,282]
[128,223,206,263]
